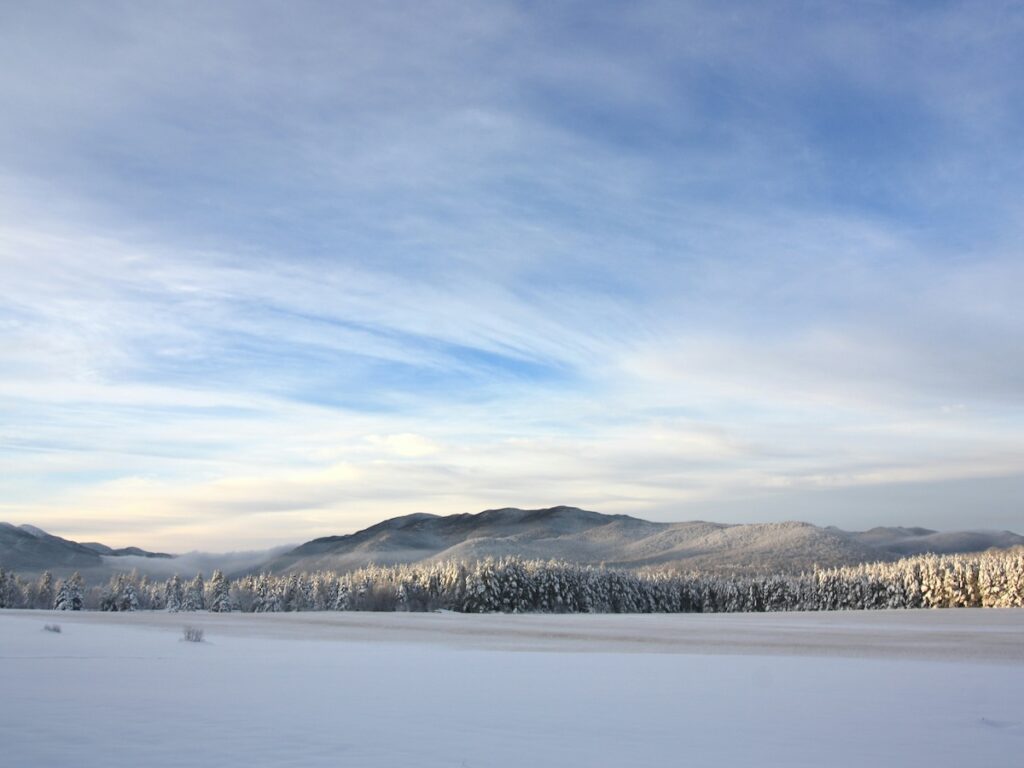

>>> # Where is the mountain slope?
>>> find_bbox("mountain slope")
[7,509,1022,577]
[839,526,1024,556]
[266,505,1020,575]
[0,523,171,575]
[0,523,103,572]
[79,542,173,558]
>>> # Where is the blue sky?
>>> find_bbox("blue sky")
[1,1,1022,549]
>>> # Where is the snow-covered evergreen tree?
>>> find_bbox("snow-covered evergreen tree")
[182,573,205,611]
[33,571,55,609]
[165,575,184,612]
[53,572,84,611]
[1,568,12,608]
[3,545,1024,615]
[208,570,232,612]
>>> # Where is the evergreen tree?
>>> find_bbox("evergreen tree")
[119,580,139,611]
[208,570,232,612]
[53,572,84,611]
[2,545,1024,616]
[182,573,206,611]
[165,575,184,612]
[35,571,55,610]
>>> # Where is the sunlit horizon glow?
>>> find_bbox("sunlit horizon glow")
[2,2,1023,551]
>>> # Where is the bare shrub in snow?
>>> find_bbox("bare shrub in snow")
[182,626,204,643]
[43,624,61,633]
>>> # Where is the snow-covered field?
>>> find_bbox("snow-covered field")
[2,609,1022,767]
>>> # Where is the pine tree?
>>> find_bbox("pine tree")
[182,573,206,611]
[165,575,184,612]
[54,572,84,611]
[35,571,55,610]
[69,572,83,610]
[100,574,121,611]
[120,580,139,611]
[208,570,232,612]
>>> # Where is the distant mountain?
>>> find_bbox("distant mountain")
[79,542,173,559]
[265,506,1024,575]
[839,526,1024,557]
[6,509,1022,578]
[0,523,171,575]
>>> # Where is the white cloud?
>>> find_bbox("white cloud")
[1,2,1023,547]
[365,433,441,458]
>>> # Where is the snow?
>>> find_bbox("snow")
[16,524,48,539]
[2,609,1023,767]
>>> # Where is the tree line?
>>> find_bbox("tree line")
[2,547,1023,613]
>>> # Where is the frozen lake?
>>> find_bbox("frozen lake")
[2,608,1023,767]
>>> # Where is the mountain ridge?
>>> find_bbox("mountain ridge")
[4,508,1023,578]
[0,522,172,575]
[266,506,1024,575]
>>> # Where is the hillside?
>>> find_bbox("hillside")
[265,506,1024,575]
[840,526,1024,556]
[7,508,1022,578]
[0,523,171,576]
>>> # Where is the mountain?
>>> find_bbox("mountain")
[0,522,103,572]
[79,542,173,558]
[0,523,171,575]
[265,506,1024,575]
[6,509,1022,578]
[839,526,1024,556]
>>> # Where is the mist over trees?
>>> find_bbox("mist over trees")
[2,549,1023,613]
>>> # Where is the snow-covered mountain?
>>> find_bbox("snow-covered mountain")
[5,508,1022,577]
[837,525,1024,556]
[264,506,1024,574]
[0,522,171,575]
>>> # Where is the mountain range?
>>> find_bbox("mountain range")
[265,506,1024,575]
[3,507,1023,578]
[0,522,171,576]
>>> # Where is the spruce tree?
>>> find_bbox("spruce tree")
[35,571,55,610]
[208,570,232,612]
[182,573,206,611]
[165,575,184,612]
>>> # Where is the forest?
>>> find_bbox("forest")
[2,547,1023,614]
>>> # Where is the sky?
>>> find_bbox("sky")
[1,1,1022,550]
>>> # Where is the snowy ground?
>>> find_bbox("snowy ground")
[2,609,1022,767]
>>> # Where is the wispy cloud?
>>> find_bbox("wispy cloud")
[1,2,1022,547]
